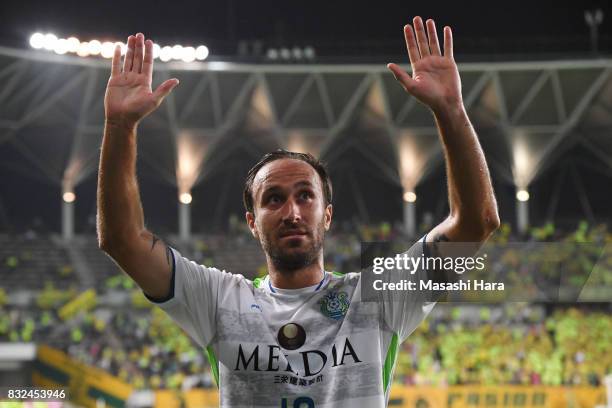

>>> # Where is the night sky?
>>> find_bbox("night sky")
[2,0,611,58]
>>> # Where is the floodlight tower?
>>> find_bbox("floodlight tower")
[516,188,529,234]
[62,191,75,241]
[585,9,604,53]
[179,192,192,241]
[403,191,417,237]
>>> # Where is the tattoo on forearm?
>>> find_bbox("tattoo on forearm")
[151,235,172,266]
[432,233,450,257]
[165,246,172,266]
[151,235,160,251]
[434,234,450,243]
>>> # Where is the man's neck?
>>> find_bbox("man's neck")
[267,256,325,289]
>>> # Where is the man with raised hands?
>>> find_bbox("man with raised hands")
[98,17,498,408]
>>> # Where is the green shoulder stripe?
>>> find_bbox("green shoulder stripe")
[253,276,266,289]
[206,346,220,388]
[382,333,399,393]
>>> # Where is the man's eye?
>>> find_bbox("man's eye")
[300,191,312,200]
[268,195,281,203]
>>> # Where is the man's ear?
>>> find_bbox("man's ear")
[324,204,333,231]
[245,211,259,239]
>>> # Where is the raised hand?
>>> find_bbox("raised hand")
[387,17,462,114]
[104,33,179,127]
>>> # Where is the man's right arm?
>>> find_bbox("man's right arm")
[97,33,179,300]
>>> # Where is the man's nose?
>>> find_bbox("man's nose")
[281,199,301,224]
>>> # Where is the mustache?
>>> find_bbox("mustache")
[278,227,310,237]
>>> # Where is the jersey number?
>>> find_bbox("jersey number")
[281,396,315,408]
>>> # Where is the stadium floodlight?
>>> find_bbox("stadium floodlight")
[516,189,530,202]
[304,46,315,60]
[152,43,161,59]
[29,33,45,49]
[171,44,183,60]
[266,46,315,61]
[160,46,172,62]
[100,42,115,58]
[195,45,209,60]
[585,9,604,52]
[292,47,303,60]
[66,37,80,53]
[266,48,279,60]
[179,192,193,204]
[42,33,58,51]
[280,48,291,60]
[181,46,196,62]
[28,33,208,62]
[403,191,417,203]
[76,42,90,57]
[53,38,70,55]
[63,192,76,203]
[115,42,126,56]
[87,39,102,56]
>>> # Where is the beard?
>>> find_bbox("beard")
[260,218,325,273]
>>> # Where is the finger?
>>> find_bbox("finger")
[413,16,430,57]
[387,63,417,94]
[133,33,145,73]
[152,78,179,106]
[444,26,454,59]
[403,24,420,64]
[426,19,442,57]
[123,35,135,72]
[142,39,154,81]
[111,44,121,76]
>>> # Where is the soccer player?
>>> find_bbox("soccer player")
[98,17,499,407]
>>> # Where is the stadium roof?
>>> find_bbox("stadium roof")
[0,46,611,233]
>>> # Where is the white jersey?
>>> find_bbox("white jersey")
[147,236,436,408]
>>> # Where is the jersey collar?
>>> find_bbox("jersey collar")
[265,272,328,294]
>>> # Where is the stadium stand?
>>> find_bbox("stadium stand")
[0,233,75,290]
[1,222,610,392]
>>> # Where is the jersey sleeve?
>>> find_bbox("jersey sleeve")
[144,246,239,348]
[380,235,437,343]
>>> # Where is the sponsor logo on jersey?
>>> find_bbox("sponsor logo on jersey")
[234,337,362,377]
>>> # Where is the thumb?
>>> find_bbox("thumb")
[153,78,179,106]
[387,63,416,94]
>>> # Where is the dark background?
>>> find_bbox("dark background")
[0,0,611,234]
[2,0,611,59]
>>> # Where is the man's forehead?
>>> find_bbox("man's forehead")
[253,159,321,192]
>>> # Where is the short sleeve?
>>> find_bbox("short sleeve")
[145,247,238,347]
[380,235,437,343]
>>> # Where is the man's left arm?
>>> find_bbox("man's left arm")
[426,96,500,248]
[388,16,500,251]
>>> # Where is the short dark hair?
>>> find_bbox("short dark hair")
[243,149,333,213]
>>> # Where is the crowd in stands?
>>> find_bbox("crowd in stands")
[0,232,76,290]
[396,305,611,387]
[3,219,611,292]
[0,303,214,391]
[1,301,609,390]
[66,308,214,390]
[0,220,611,390]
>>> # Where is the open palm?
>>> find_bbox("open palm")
[388,17,462,114]
[104,33,178,127]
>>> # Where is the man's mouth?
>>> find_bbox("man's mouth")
[279,230,308,239]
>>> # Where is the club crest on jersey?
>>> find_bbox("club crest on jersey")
[319,291,349,320]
